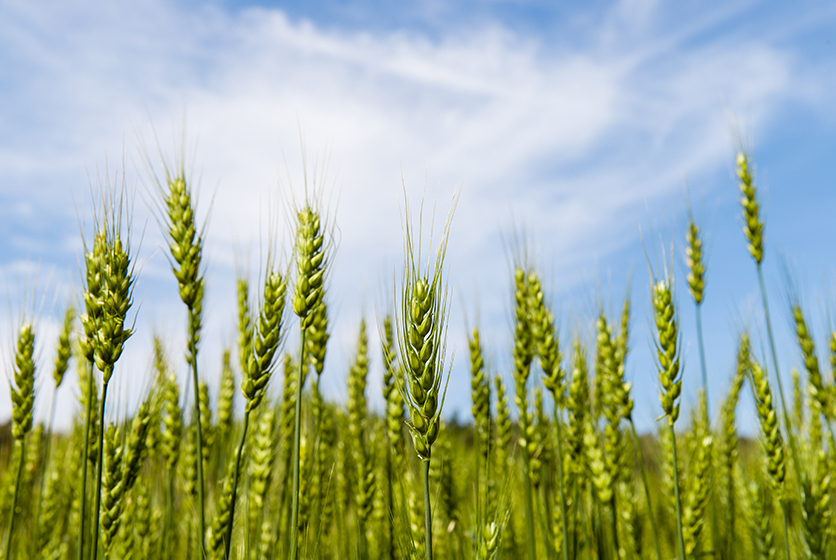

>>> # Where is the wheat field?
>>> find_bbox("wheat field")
[0,149,834,560]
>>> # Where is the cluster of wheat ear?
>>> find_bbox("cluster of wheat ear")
[3,148,836,560]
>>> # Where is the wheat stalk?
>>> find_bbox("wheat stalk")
[4,322,36,560]
[396,194,455,560]
[290,203,328,560]
[226,265,286,559]
[651,275,686,560]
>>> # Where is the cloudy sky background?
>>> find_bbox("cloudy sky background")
[1,0,836,434]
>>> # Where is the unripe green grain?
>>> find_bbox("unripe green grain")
[208,460,236,560]
[306,299,329,377]
[566,341,589,478]
[801,448,831,560]
[248,409,275,537]
[218,349,236,440]
[792,304,829,421]
[652,278,682,424]
[651,273,686,559]
[4,322,36,560]
[198,381,214,467]
[158,167,207,555]
[238,278,253,377]
[685,219,705,306]
[383,315,406,457]
[53,307,74,389]
[584,420,612,505]
[225,264,287,559]
[683,396,712,556]
[122,398,152,491]
[469,327,491,462]
[289,202,330,560]
[37,461,63,555]
[749,481,776,560]
[494,375,512,479]
[100,425,124,558]
[347,320,375,546]
[718,333,748,557]
[396,197,455,560]
[737,152,764,265]
[10,323,35,442]
[161,374,182,471]
[292,206,326,326]
[510,267,540,560]
[750,358,786,498]
[243,270,287,411]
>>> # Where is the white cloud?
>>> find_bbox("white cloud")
[0,0,825,428]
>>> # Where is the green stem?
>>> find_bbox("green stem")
[91,375,111,560]
[593,487,606,560]
[225,410,251,560]
[289,327,307,560]
[191,343,207,558]
[386,439,396,560]
[629,423,662,560]
[726,470,735,560]
[695,305,711,421]
[757,266,786,425]
[35,389,59,542]
[77,363,95,560]
[422,458,433,560]
[3,439,26,560]
[669,422,686,560]
[533,481,555,558]
[781,501,792,560]
[520,415,537,560]
[610,493,620,559]
[164,468,174,560]
[695,305,723,559]
[553,411,571,560]
[311,380,326,560]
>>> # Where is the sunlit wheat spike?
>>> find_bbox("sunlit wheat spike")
[292,204,327,326]
[396,200,454,462]
[737,151,764,265]
[382,314,406,456]
[306,300,329,377]
[566,340,589,477]
[10,322,36,441]
[685,218,706,305]
[242,268,287,411]
[100,425,124,557]
[161,374,182,471]
[652,277,682,424]
[218,349,236,437]
[792,304,830,419]
[469,326,491,460]
[52,306,75,389]
[750,357,786,498]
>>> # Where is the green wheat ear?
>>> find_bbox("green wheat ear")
[10,323,36,442]
[685,219,706,305]
[737,151,764,265]
[652,277,682,424]
[396,191,456,560]
[750,357,786,498]
[100,425,124,558]
[4,321,36,559]
[397,207,454,461]
[292,205,327,326]
[53,306,75,389]
[469,326,491,461]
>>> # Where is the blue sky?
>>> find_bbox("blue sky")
[1,0,836,434]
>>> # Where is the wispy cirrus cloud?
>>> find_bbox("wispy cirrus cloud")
[0,0,831,429]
